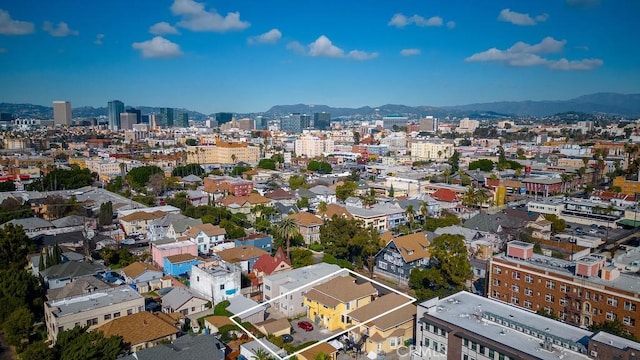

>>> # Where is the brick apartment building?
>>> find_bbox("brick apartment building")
[488,241,640,339]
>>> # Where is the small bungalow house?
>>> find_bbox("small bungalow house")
[161,287,210,316]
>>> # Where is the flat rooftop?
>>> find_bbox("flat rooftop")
[264,263,342,291]
[493,253,640,295]
[422,292,591,360]
[47,285,142,317]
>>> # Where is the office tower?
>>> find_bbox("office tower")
[53,101,72,126]
[0,112,12,121]
[175,112,188,127]
[125,107,141,124]
[120,112,137,130]
[280,113,310,133]
[419,116,438,133]
[255,116,268,130]
[108,100,125,130]
[313,112,331,129]
[141,115,149,124]
[382,116,408,130]
[215,112,233,126]
[158,108,174,128]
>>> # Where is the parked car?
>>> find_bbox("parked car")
[281,334,294,343]
[297,321,313,332]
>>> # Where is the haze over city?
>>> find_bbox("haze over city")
[1,0,639,113]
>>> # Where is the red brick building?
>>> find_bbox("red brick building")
[488,241,640,339]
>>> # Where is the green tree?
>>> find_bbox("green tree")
[388,184,395,198]
[252,348,275,360]
[125,165,163,188]
[318,161,332,174]
[98,201,113,226]
[171,163,204,177]
[258,158,277,170]
[276,217,299,259]
[0,269,44,323]
[296,197,310,209]
[0,223,34,270]
[27,166,95,191]
[353,131,360,145]
[56,326,126,360]
[409,234,471,300]
[185,138,198,146]
[422,214,460,232]
[291,248,314,268]
[307,160,320,172]
[289,174,308,190]
[19,341,57,360]
[468,159,494,172]
[544,214,566,233]
[3,306,33,348]
[0,181,16,192]
[589,320,638,341]
[449,150,461,173]
[335,181,357,201]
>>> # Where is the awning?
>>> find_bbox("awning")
[617,219,640,228]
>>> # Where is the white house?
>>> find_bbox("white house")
[184,223,227,254]
[190,260,242,304]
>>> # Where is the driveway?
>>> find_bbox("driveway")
[290,317,341,346]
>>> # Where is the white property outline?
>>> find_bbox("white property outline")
[230,267,417,360]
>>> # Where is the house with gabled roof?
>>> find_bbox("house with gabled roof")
[161,287,210,316]
[287,211,323,244]
[46,275,113,301]
[217,193,271,214]
[96,311,180,352]
[252,247,291,279]
[347,293,416,357]
[304,276,377,331]
[119,210,166,236]
[163,253,203,277]
[183,223,226,254]
[374,232,430,282]
[119,262,163,288]
[40,261,108,289]
[318,203,353,220]
[430,188,463,213]
[215,245,269,272]
[151,213,202,241]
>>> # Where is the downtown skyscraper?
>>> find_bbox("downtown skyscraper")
[52,101,72,126]
[108,100,125,130]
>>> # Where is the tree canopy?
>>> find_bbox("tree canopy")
[125,165,163,188]
[409,234,471,300]
[171,163,205,177]
[289,174,308,190]
[335,181,357,201]
[307,160,332,174]
[258,158,277,170]
[27,166,95,191]
[468,159,494,172]
[0,223,34,270]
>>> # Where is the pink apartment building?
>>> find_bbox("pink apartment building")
[152,241,198,270]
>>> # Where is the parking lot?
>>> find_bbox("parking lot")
[564,222,633,243]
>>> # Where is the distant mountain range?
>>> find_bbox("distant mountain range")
[1,92,639,120]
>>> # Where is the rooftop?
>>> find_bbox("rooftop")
[422,291,592,360]
[264,263,342,292]
[304,276,377,307]
[47,285,143,318]
[96,311,179,346]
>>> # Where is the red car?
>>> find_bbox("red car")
[297,321,314,331]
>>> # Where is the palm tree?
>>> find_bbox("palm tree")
[252,348,274,360]
[276,217,299,259]
[420,202,428,223]
[405,204,414,230]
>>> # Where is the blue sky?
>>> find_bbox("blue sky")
[0,0,638,114]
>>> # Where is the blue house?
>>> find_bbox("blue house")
[234,233,273,253]
[163,254,203,277]
[374,232,430,282]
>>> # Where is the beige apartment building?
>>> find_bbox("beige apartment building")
[410,140,454,162]
[294,134,335,158]
[45,285,145,343]
[186,141,260,165]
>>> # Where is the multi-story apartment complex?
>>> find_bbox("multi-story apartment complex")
[45,285,145,343]
[613,176,640,196]
[203,175,254,197]
[186,142,260,165]
[488,241,640,338]
[415,291,639,360]
[294,134,335,158]
[85,158,122,182]
[410,140,454,162]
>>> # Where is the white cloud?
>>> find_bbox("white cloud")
[347,50,378,60]
[400,48,421,56]
[498,9,549,26]
[286,41,306,55]
[43,21,79,37]
[171,0,249,32]
[286,35,377,61]
[248,28,281,45]
[150,22,180,35]
[466,36,602,71]
[0,9,34,35]
[388,13,453,28]
[132,36,183,58]
[94,33,104,45]
[308,35,344,57]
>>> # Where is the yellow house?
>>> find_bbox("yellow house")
[304,276,377,332]
[347,293,416,356]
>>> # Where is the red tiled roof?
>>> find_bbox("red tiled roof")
[252,247,291,275]
[431,188,460,202]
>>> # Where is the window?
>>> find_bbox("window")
[127,309,133,315]
[471,342,477,351]
[560,284,570,293]
[545,294,555,303]
[512,271,521,280]
[379,261,388,270]
[545,280,555,289]
[493,279,500,286]
[196,276,199,282]
[191,307,195,312]
[104,314,111,321]
[492,290,500,298]
[625,301,636,311]
[389,338,396,347]
[524,300,533,309]
[560,298,568,306]
[623,317,635,326]
[464,339,469,347]
[511,297,519,305]
[524,288,533,296]
[265,284,270,291]
[489,349,495,358]
[511,285,519,293]
[606,312,616,321]
[86,318,98,326]
[607,297,618,307]
[525,275,534,283]
[479,345,485,355]
[493,267,502,274]
[114,312,121,318]
[220,284,225,290]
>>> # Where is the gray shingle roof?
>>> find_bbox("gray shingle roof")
[161,287,206,310]
[40,261,107,280]
[123,334,226,360]
[4,217,53,230]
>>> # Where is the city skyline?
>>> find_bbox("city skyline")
[0,0,638,114]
